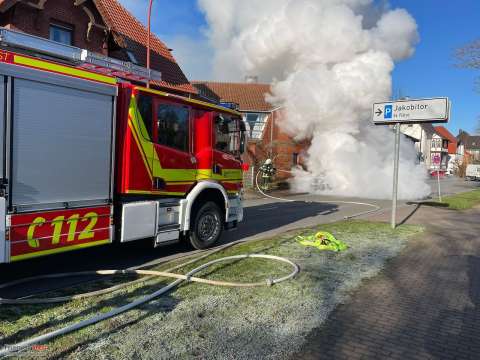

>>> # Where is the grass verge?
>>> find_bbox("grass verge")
[0,220,424,359]
[423,189,480,210]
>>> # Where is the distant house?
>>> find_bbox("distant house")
[434,126,457,174]
[457,130,480,163]
[193,81,309,182]
[400,123,453,174]
[400,123,435,165]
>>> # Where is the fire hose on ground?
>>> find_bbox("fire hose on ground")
[0,239,299,357]
[255,169,381,219]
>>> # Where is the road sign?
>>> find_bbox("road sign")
[432,154,441,166]
[372,96,451,230]
[373,97,449,125]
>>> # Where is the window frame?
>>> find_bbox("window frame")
[126,51,139,64]
[292,152,299,166]
[49,23,74,46]
[214,114,242,156]
[244,112,268,140]
[153,99,191,154]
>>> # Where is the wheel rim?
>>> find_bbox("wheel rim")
[198,212,220,243]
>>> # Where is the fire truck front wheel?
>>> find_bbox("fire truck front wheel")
[190,201,223,249]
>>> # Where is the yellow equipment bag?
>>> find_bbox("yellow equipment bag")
[296,231,348,252]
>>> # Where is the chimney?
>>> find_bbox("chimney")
[245,75,258,83]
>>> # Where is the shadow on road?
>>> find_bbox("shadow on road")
[222,201,338,243]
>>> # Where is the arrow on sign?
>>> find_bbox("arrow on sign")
[375,108,383,116]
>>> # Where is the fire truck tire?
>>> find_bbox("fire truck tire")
[190,201,223,249]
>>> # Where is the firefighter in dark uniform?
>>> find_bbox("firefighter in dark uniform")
[259,158,276,191]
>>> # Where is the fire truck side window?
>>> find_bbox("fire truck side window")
[215,115,240,155]
[156,103,189,152]
[137,93,153,140]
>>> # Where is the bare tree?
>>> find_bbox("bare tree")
[456,39,480,131]
[456,39,480,70]
[476,115,480,135]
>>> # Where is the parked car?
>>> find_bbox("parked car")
[465,164,480,181]
[430,170,446,178]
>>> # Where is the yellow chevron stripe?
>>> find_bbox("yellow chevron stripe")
[128,118,153,180]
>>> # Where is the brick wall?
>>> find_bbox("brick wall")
[243,109,309,183]
[0,0,107,54]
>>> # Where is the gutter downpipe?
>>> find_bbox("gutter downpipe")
[269,106,284,160]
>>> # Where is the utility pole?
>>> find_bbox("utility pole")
[146,0,153,88]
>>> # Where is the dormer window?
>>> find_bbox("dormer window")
[126,51,138,64]
[49,24,73,45]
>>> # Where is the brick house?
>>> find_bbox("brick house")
[0,0,196,96]
[457,130,480,164]
[193,81,309,183]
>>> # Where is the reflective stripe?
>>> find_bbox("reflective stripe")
[197,169,243,181]
[14,55,117,85]
[126,189,186,196]
[10,239,111,262]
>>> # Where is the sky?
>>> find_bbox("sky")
[118,0,479,136]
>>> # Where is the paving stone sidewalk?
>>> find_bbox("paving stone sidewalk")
[296,204,480,360]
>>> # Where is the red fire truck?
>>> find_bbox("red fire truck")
[0,29,245,263]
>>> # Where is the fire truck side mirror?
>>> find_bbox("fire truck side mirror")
[215,115,230,134]
[239,120,246,132]
[239,119,247,154]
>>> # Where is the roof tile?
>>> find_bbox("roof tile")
[93,0,196,94]
[193,81,274,112]
[434,126,457,154]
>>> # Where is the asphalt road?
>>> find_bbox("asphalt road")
[426,175,480,197]
[0,176,478,298]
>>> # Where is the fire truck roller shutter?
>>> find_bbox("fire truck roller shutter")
[11,77,114,210]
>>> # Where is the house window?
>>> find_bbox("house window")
[292,153,299,166]
[431,138,442,149]
[245,113,267,140]
[49,24,73,45]
[156,103,189,152]
[127,51,138,64]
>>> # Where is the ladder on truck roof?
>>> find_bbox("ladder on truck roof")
[0,28,162,84]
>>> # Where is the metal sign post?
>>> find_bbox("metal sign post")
[437,170,442,202]
[372,97,450,230]
[433,154,442,202]
[391,123,401,229]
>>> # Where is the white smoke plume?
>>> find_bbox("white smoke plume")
[198,0,431,199]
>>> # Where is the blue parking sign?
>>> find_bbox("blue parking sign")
[384,104,393,119]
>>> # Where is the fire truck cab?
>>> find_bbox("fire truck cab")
[0,29,245,263]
